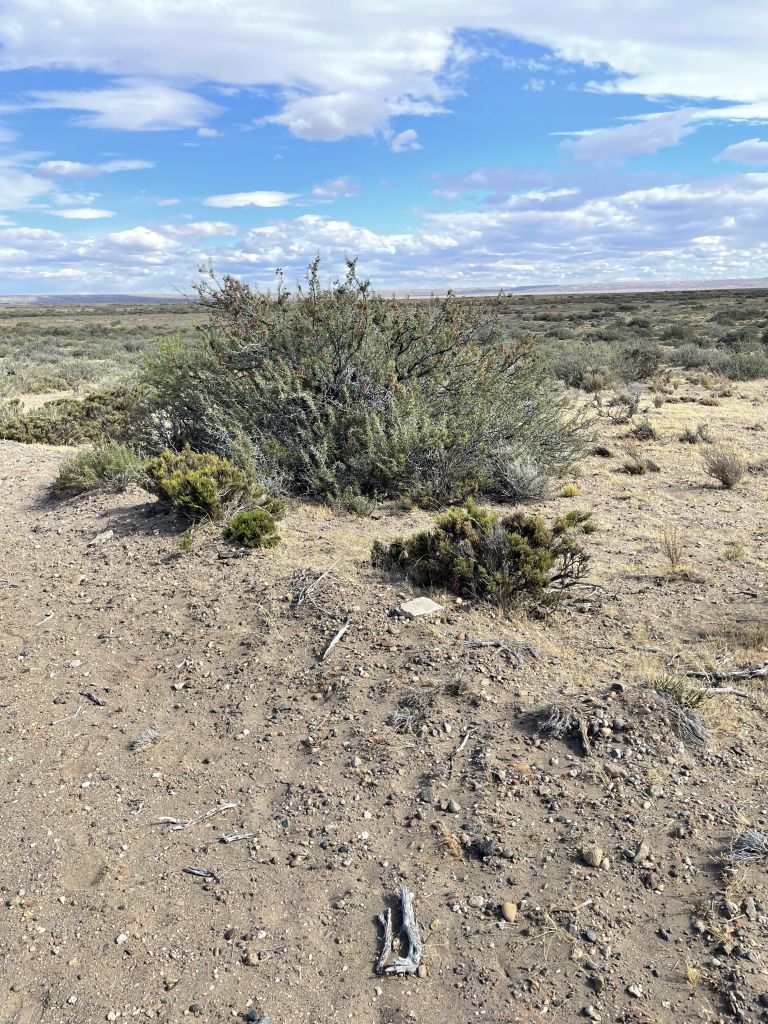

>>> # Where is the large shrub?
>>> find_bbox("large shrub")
[137,260,587,505]
[372,499,594,609]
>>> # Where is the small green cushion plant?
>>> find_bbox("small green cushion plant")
[145,447,254,521]
[373,498,594,609]
[223,508,280,548]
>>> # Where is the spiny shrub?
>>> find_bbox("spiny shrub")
[0,388,135,445]
[137,260,586,506]
[145,447,281,521]
[223,508,280,548]
[702,444,746,489]
[53,442,144,497]
[489,448,553,502]
[372,498,594,609]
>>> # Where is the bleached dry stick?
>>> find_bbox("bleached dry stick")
[375,907,393,974]
[320,618,351,661]
[385,885,423,976]
[155,801,239,831]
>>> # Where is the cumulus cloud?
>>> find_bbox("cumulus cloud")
[716,138,768,166]
[3,1,766,143]
[203,190,298,208]
[163,220,238,238]
[30,79,221,131]
[312,176,361,199]
[561,110,696,163]
[2,169,768,292]
[389,128,421,153]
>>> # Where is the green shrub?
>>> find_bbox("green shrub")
[53,442,144,496]
[372,498,594,609]
[0,387,135,445]
[223,508,280,548]
[145,447,280,521]
[137,260,587,506]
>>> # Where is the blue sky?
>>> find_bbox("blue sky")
[1,1,768,293]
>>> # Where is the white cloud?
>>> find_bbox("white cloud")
[47,207,115,219]
[203,190,297,208]
[99,158,154,172]
[389,128,421,153]
[1,1,768,144]
[716,138,768,166]
[31,79,221,131]
[163,220,238,238]
[36,160,101,178]
[3,170,768,293]
[36,157,153,178]
[156,197,180,206]
[312,176,361,199]
[561,110,696,162]
[0,169,54,209]
[196,127,222,138]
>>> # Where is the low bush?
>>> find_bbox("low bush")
[145,447,283,521]
[0,387,135,445]
[702,444,746,489]
[372,498,594,609]
[679,422,713,444]
[53,442,145,496]
[631,418,657,441]
[223,508,280,548]
[489,448,553,502]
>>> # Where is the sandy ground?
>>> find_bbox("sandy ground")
[1,379,767,1024]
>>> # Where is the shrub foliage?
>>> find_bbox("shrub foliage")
[137,260,586,505]
[224,508,281,548]
[54,442,144,497]
[372,499,594,608]
[145,447,283,521]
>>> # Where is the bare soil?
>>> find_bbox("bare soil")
[1,379,767,1024]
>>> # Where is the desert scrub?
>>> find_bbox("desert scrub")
[145,447,282,521]
[372,498,594,609]
[137,259,587,506]
[560,483,581,497]
[53,442,145,496]
[223,508,280,548]
[0,387,136,446]
[702,444,746,489]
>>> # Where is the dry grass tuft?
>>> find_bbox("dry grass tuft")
[702,444,746,489]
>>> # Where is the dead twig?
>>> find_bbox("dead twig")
[182,866,221,883]
[385,885,423,976]
[219,832,256,844]
[463,639,540,669]
[375,907,393,974]
[687,660,768,682]
[320,618,351,661]
[52,705,83,726]
[154,801,239,831]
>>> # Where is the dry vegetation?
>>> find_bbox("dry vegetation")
[0,283,767,1024]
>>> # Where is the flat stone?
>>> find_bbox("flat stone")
[400,597,443,619]
[88,529,114,546]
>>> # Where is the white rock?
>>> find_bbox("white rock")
[400,597,443,618]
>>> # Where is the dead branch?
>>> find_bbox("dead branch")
[154,801,239,831]
[385,885,423,976]
[375,907,393,974]
[687,660,768,682]
[320,618,351,661]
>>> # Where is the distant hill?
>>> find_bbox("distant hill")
[1,276,768,304]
